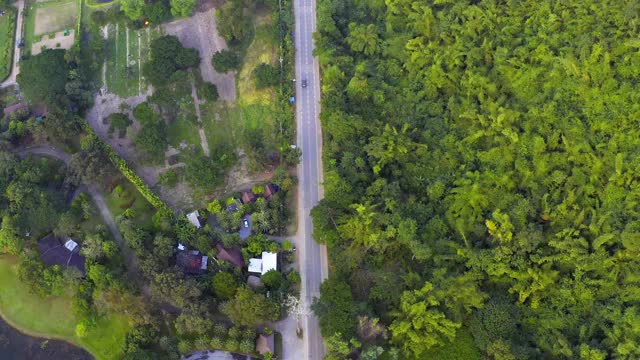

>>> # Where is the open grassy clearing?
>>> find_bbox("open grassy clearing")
[23,0,78,53]
[0,256,130,360]
[238,19,279,106]
[0,6,17,81]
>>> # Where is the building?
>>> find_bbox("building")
[2,102,27,118]
[263,183,279,200]
[248,252,278,275]
[176,250,208,275]
[215,243,244,268]
[241,191,257,204]
[256,334,275,355]
[186,211,201,229]
[37,235,86,274]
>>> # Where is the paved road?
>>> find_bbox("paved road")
[0,0,25,88]
[292,0,329,359]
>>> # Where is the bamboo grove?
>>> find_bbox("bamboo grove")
[310,0,640,359]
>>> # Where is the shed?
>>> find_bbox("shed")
[215,243,244,268]
[256,334,275,355]
[241,191,257,204]
[186,211,201,229]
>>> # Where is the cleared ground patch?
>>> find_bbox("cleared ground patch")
[31,29,75,55]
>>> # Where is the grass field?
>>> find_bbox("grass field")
[104,24,156,97]
[0,256,130,360]
[0,6,17,81]
[24,0,79,53]
[238,19,279,106]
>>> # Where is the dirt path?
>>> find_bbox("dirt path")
[14,146,149,295]
[191,78,210,156]
[163,9,237,102]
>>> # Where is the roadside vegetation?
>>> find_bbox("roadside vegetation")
[0,4,16,81]
[312,0,640,359]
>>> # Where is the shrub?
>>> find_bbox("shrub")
[253,63,280,88]
[211,49,240,73]
[199,82,219,101]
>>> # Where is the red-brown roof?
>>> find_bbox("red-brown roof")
[263,184,278,200]
[256,334,275,354]
[215,243,244,268]
[241,191,257,204]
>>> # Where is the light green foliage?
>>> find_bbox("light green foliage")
[220,287,280,326]
[211,272,239,300]
[313,0,640,358]
[170,0,196,17]
[120,0,145,20]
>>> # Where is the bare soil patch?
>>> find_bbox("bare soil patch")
[163,9,237,102]
[31,30,74,55]
[33,1,76,36]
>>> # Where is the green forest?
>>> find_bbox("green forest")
[311,0,640,359]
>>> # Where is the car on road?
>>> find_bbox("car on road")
[302,79,308,88]
[243,219,249,228]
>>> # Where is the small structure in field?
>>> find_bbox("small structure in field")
[186,210,201,229]
[37,234,86,274]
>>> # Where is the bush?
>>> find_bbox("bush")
[90,11,108,26]
[253,63,280,88]
[199,82,219,101]
[211,49,240,73]
[108,113,132,136]
[158,169,179,187]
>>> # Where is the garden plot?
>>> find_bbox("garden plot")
[103,24,156,98]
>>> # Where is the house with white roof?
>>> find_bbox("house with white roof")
[186,211,201,229]
[248,252,278,275]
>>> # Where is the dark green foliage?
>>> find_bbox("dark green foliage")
[133,103,167,163]
[143,1,170,23]
[143,35,200,86]
[253,63,279,88]
[220,287,280,326]
[17,50,68,105]
[90,11,108,26]
[108,113,132,136]
[261,270,283,290]
[215,0,251,44]
[199,82,219,101]
[312,276,357,339]
[211,272,239,300]
[211,50,240,73]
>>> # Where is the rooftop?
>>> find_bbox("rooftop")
[37,235,86,274]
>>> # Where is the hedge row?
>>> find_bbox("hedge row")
[81,123,173,216]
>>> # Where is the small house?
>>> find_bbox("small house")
[256,334,275,355]
[241,191,257,204]
[215,243,244,268]
[248,252,278,275]
[176,250,208,275]
[186,211,201,229]
[263,183,279,200]
[37,235,86,274]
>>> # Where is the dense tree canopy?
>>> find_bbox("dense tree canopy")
[17,50,68,105]
[312,0,640,359]
[143,36,200,86]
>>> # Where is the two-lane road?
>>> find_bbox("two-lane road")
[294,0,329,359]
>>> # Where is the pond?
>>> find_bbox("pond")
[0,316,93,360]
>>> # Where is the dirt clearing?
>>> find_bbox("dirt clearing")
[31,30,75,55]
[163,9,237,102]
